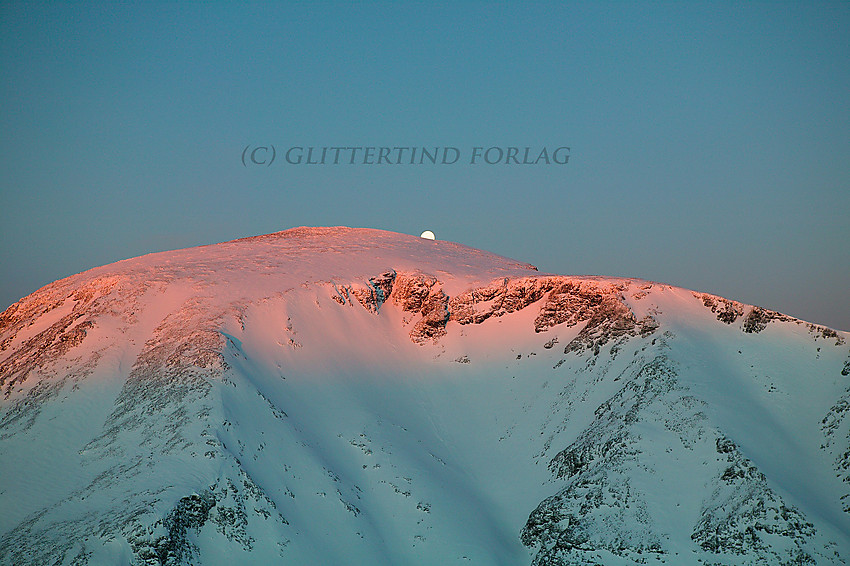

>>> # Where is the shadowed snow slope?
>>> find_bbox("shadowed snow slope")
[1,226,849,565]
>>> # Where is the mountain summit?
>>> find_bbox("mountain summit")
[1,227,849,565]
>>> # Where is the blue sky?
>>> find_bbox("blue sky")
[2,1,848,330]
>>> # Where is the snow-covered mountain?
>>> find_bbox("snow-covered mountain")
[1,226,848,566]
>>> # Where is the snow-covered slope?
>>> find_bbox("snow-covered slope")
[1,226,848,566]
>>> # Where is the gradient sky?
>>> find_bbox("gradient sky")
[2,1,848,330]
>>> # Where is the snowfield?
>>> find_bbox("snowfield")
[1,227,848,565]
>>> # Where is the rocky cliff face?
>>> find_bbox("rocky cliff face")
[341,271,660,350]
[0,227,848,566]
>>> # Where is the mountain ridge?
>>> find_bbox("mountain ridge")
[1,227,848,565]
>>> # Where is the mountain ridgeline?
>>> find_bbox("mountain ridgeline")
[1,227,848,565]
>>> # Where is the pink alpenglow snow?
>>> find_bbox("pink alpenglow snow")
[1,226,848,565]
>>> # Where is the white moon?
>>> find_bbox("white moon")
[420,230,436,240]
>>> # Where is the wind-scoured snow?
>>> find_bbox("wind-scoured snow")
[0,226,848,565]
